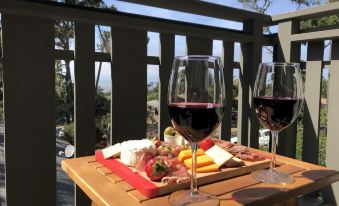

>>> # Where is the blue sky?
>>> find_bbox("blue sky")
[92,0,326,91]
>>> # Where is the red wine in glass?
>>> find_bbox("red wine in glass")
[252,62,304,185]
[253,97,302,131]
[167,56,225,206]
[168,103,224,143]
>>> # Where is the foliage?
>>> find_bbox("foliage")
[238,0,339,32]
[95,88,111,116]
[95,113,111,148]
[296,119,304,160]
[321,75,328,98]
[55,16,74,124]
[63,123,75,145]
[97,30,112,53]
[147,83,159,101]
[95,89,111,148]
[237,0,272,14]
[295,107,327,166]
[60,88,111,147]
[318,131,327,166]
[291,0,339,30]
[300,14,339,30]
[55,61,74,124]
[54,0,115,147]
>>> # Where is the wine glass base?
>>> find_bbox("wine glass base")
[252,169,295,185]
[169,190,219,206]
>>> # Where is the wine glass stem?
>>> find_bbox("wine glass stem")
[270,131,279,172]
[190,143,198,195]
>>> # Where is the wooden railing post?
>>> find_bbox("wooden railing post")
[186,36,212,55]
[324,39,339,203]
[159,34,174,139]
[2,14,56,206]
[74,22,96,206]
[238,20,262,148]
[302,41,324,164]
[274,20,300,157]
[110,27,147,143]
[221,42,235,141]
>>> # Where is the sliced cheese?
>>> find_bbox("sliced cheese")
[102,143,121,159]
[120,139,156,166]
[184,155,213,169]
[196,164,219,173]
[204,145,233,166]
[178,149,205,162]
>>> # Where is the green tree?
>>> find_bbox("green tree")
[237,0,272,14]
[238,0,339,30]
[55,0,116,148]
[147,83,159,101]
[55,11,75,124]
[95,87,111,148]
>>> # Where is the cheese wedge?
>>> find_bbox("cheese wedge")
[102,143,121,159]
[196,164,219,173]
[204,145,233,166]
[184,155,213,168]
[199,138,233,166]
[178,149,205,162]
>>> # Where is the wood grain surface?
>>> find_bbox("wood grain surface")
[62,149,339,206]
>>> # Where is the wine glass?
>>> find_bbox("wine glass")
[167,56,225,206]
[252,62,304,184]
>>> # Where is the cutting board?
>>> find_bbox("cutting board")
[95,150,271,198]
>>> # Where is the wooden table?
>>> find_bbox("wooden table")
[62,149,339,206]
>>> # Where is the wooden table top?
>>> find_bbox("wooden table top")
[61,149,339,206]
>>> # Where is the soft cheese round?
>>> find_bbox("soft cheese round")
[120,139,156,167]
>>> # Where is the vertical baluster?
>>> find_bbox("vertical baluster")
[74,23,96,206]
[221,42,235,141]
[2,15,55,206]
[302,41,324,164]
[186,37,212,104]
[274,20,300,157]
[238,20,262,148]
[110,27,147,143]
[324,39,339,202]
[159,34,174,139]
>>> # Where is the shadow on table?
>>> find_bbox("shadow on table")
[301,169,339,181]
[231,187,285,205]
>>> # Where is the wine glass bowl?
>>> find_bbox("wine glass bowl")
[252,62,304,185]
[167,56,225,205]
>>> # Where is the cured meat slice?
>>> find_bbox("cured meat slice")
[160,156,190,185]
[135,152,156,172]
[236,152,265,162]
[226,145,248,154]
[210,138,266,162]
[213,139,235,150]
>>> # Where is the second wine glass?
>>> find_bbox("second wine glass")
[252,62,304,184]
[167,55,225,205]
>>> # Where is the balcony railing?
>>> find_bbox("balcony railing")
[0,0,338,205]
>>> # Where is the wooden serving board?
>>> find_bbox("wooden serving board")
[95,150,271,198]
